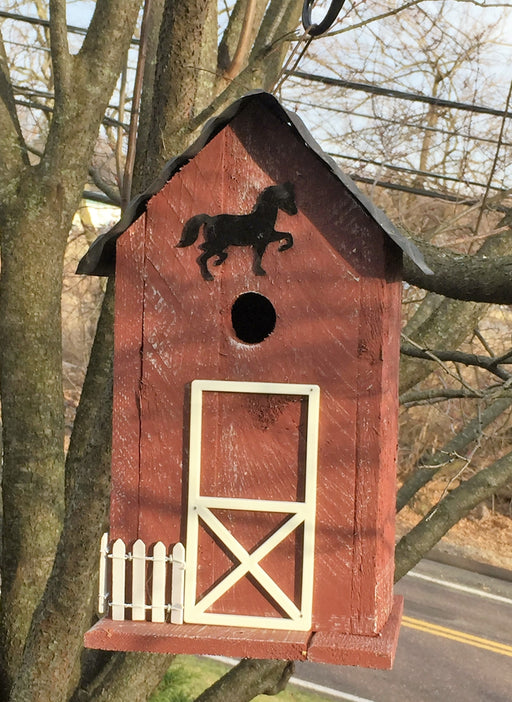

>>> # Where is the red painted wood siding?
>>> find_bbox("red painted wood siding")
[110,102,401,636]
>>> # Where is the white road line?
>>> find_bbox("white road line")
[289,675,375,702]
[208,656,375,702]
[408,571,512,605]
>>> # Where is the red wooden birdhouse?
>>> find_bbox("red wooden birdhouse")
[79,91,431,668]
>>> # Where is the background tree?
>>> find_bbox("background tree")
[1,1,512,701]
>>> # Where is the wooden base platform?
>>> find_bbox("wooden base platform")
[85,596,403,669]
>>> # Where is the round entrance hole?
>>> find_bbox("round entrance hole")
[231,292,276,344]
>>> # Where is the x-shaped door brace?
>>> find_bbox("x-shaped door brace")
[193,502,306,622]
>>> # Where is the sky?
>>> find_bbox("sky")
[5,1,512,199]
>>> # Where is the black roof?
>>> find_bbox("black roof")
[77,91,432,276]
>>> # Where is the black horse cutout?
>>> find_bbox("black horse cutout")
[176,182,297,281]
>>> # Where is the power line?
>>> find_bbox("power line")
[284,98,512,148]
[14,99,129,130]
[0,9,139,44]
[329,152,507,192]
[11,83,133,117]
[80,174,509,212]
[350,174,509,212]
[287,70,512,120]
[5,10,510,207]
[4,10,510,121]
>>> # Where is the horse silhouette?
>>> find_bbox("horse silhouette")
[176,182,297,280]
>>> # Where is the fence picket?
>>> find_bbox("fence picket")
[98,532,109,614]
[152,541,167,622]
[171,542,186,624]
[111,539,126,621]
[132,539,146,620]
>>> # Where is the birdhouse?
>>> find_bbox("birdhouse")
[79,91,430,668]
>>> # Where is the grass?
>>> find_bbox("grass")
[149,655,334,702]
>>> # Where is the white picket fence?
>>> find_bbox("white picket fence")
[98,533,186,624]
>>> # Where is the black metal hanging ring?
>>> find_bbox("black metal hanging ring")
[302,0,347,37]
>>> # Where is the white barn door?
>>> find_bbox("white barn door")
[184,380,320,631]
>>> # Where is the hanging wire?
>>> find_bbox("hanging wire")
[273,32,313,95]
[274,1,347,94]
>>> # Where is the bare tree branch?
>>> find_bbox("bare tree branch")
[396,396,512,512]
[474,79,512,236]
[88,167,122,207]
[405,235,512,303]
[87,651,173,702]
[395,448,512,581]
[400,341,511,381]
[139,0,212,181]
[48,0,72,102]
[399,387,493,406]
[195,659,294,702]
[222,0,258,81]
[0,29,29,181]
[131,0,165,193]
[400,229,512,392]
[122,0,153,207]
[218,0,267,74]
[399,297,486,393]
[327,0,427,37]
[44,0,141,175]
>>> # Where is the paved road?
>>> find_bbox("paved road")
[293,559,512,701]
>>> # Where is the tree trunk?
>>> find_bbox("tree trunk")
[0,172,70,689]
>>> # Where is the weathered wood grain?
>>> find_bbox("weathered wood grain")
[110,216,146,540]
[102,98,403,665]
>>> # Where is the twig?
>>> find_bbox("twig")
[425,443,481,521]
[474,78,512,237]
[223,0,257,81]
[400,334,486,392]
[115,64,127,198]
[473,328,495,357]
[401,334,511,382]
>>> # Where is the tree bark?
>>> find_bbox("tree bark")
[0,172,69,690]
[404,234,512,303]
[0,0,142,693]
[9,278,114,702]
[194,1,218,112]
[143,0,213,179]
[400,229,512,392]
[86,652,173,702]
[217,0,268,77]
[132,0,166,189]
[249,0,303,91]
[195,659,294,702]
[399,297,486,393]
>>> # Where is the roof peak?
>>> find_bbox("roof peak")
[77,91,431,277]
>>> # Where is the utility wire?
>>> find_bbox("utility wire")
[351,174,508,211]
[5,9,511,208]
[329,152,507,192]
[4,11,511,122]
[287,70,512,119]
[0,9,139,43]
[284,98,512,148]
[14,98,129,129]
